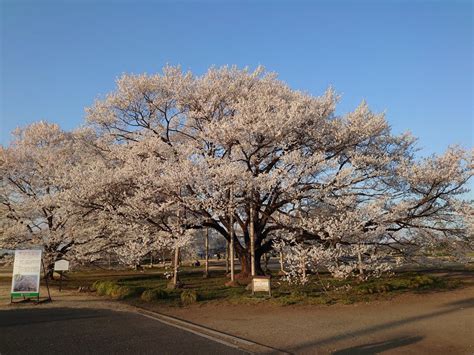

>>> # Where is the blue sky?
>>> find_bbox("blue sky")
[1,0,472,157]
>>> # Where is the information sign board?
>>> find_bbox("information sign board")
[11,250,42,298]
[251,276,271,296]
[54,260,69,271]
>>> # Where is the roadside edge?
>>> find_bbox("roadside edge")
[133,306,290,355]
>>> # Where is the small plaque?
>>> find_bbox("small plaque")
[251,276,271,296]
[54,260,70,271]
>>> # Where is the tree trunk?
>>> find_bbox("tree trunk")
[237,251,263,279]
[45,263,55,280]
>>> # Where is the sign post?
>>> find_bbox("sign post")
[11,250,42,302]
[251,276,271,297]
[54,260,70,292]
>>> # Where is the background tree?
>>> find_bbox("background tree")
[0,122,80,276]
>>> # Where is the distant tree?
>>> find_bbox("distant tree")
[0,122,79,276]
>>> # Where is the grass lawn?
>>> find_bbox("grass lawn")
[37,263,474,308]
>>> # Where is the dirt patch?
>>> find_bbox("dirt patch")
[152,286,474,354]
[0,282,137,313]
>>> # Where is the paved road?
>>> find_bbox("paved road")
[0,307,247,355]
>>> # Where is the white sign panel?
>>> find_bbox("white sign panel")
[54,259,70,271]
[252,276,271,296]
[11,249,42,296]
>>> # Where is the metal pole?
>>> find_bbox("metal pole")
[250,204,255,277]
[59,271,63,292]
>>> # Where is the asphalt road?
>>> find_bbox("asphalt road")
[0,307,247,355]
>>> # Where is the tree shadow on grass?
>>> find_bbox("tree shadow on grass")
[333,336,423,354]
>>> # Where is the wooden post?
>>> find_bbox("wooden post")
[357,243,364,278]
[173,245,180,285]
[172,191,182,287]
[229,186,235,282]
[225,240,230,273]
[205,227,209,277]
[250,204,255,277]
[301,255,306,281]
[279,250,285,273]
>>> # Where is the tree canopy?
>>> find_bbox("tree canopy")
[1,66,472,280]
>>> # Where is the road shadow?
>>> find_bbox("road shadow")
[442,297,474,308]
[0,307,107,327]
[333,336,424,354]
[288,297,473,353]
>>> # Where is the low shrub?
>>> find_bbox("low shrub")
[92,280,143,299]
[92,280,117,296]
[110,286,144,300]
[141,288,168,302]
[180,290,199,305]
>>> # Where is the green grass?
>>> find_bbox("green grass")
[6,263,467,307]
[73,267,471,307]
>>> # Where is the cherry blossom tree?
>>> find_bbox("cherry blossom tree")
[0,122,82,276]
[2,66,471,283]
[83,65,473,279]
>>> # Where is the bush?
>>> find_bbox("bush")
[356,275,440,295]
[92,280,143,299]
[290,290,307,298]
[180,290,199,305]
[141,288,168,302]
[92,280,117,296]
[110,286,143,300]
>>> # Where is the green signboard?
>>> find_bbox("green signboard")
[11,250,42,299]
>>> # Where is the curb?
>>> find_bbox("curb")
[133,306,291,354]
